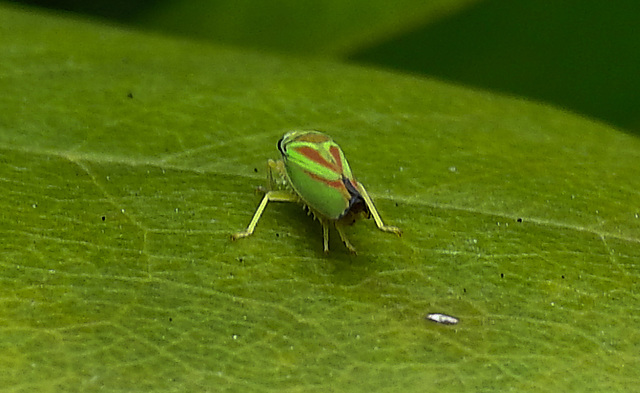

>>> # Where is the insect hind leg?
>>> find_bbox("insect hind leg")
[231,190,298,240]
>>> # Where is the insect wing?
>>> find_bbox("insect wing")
[281,131,355,220]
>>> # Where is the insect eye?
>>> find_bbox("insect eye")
[277,137,286,155]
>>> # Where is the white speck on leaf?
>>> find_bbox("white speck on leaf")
[426,313,459,325]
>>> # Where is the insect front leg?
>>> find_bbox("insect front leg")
[266,159,287,190]
[231,190,298,240]
[254,159,285,195]
[356,183,402,236]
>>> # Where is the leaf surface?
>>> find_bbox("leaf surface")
[1,5,639,392]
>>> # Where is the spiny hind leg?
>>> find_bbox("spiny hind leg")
[231,190,297,240]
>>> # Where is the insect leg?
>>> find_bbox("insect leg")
[255,159,283,194]
[231,190,297,240]
[266,159,278,190]
[334,223,357,254]
[322,222,330,253]
[356,183,402,236]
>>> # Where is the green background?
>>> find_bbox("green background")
[7,0,640,133]
[1,1,639,392]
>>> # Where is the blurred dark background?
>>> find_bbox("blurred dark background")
[6,0,640,134]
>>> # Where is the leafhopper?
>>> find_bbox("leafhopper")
[231,130,401,253]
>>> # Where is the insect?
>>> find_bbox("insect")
[231,130,402,253]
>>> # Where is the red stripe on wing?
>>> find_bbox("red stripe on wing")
[296,146,342,174]
[329,146,344,173]
[306,171,345,191]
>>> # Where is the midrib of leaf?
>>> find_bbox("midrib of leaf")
[6,142,639,248]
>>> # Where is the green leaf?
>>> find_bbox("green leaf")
[1,4,639,392]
